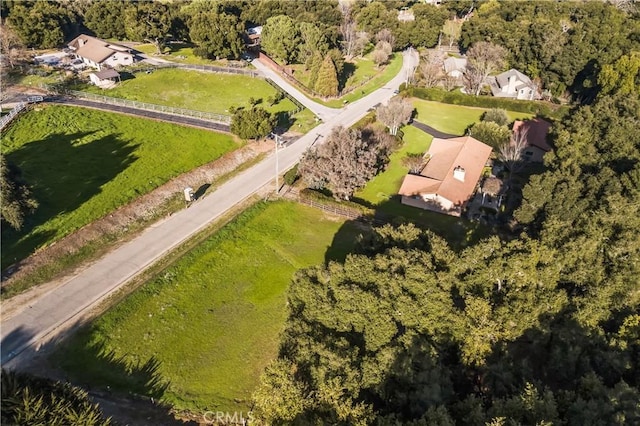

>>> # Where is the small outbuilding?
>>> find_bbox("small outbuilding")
[89,69,120,88]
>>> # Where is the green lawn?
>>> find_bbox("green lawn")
[78,68,297,116]
[134,42,250,67]
[54,201,361,413]
[412,99,534,136]
[1,105,239,268]
[357,126,432,205]
[353,101,534,244]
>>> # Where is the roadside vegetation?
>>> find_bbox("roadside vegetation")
[1,105,239,268]
[76,68,295,116]
[54,201,363,413]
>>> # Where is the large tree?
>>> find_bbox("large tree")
[189,10,244,60]
[261,14,300,64]
[298,22,329,65]
[376,97,413,136]
[314,54,339,97]
[229,107,276,140]
[6,0,75,49]
[1,156,38,231]
[0,23,27,69]
[464,41,507,96]
[124,0,172,54]
[82,0,127,40]
[298,126,394,200]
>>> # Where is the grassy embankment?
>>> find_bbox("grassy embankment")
[54,201,362,413]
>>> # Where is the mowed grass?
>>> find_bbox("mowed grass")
[412,99,534,135]
[134,42,246,67]
[354,101,533,244]
[1,105,239,268]
[80,68,297,115]
[54,201,361,413]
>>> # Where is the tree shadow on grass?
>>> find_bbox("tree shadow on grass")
[1,131,138,269]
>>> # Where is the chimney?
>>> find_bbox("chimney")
[453,165,465,182]
[507,74,517,93]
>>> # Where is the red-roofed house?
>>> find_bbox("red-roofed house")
[398,136,492,216]
[68,34,135,70]
[512,118,552,163]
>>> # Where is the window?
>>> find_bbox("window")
[525,151,533,156]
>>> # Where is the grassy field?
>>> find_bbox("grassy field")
[1,105,239,268]
[412,99,534,135]
[134,43,248,67]
[78,68,296,116]
[54,201,361,413]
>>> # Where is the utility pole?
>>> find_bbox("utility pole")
[272,133,280,194]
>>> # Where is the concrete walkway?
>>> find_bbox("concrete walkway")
[250,58,341,121]
[1,49,419,368]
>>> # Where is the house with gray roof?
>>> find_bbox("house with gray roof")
[68,34,135,70]
[489,68,540,100]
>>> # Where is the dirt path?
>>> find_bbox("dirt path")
[1,137,278,316]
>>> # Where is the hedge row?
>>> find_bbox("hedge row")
[402,86,570,120]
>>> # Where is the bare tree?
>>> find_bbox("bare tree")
[373,41,392,67]
[464,41,507,96]
[339,3,357,59]
[0,24,27,69]
[499,127,528,179]
[402,153,427,174]
[376,97,413,136]
[354,31,370,58]
[298,126,391,200]
[418,51,443,88]
[442,19,462,49]
[375,29,395,48]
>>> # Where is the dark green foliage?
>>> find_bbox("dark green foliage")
[482,108,509,126]
[82,0,127,40]
[1,369,112,425]
[124,1,172,54]
[468,121,511,150]
[408,86,568,119]
[459,1,640,101]
[252,92,640,423]
[230,107,276,140]
[188,10,244,60]
[1,156,38,230]
[261,14,300,64]
[283,164,299,186]
[6,0,76,48]
[314,54,339,97]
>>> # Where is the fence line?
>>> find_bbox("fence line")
[291,192,388,226]
[135,62,261,78]
[264,78,304,116]
[0,102,28,131]
[67,91,231,125]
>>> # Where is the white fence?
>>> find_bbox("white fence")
[68,91,231,125]
[0,102,28,131]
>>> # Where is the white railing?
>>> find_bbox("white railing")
[0,102,28,131]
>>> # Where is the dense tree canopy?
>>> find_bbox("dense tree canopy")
[124,1,173,54]
[459,1,640,101]
[1,156,38,231]
[253,91,640,424]
[82,0,127,40]
[188,9,244,60]
[6,0,75,49]
[261,14,300,64]
[1,369,112,425]
[229,106,275,140]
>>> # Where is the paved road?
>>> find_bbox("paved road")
[1,49,419,367]
[250,58,341,121]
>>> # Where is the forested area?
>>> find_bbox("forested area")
[252,90,640,424]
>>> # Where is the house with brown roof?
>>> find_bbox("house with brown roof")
[68,34,135,70]
[512,118,552,163]
[398,136,492,216]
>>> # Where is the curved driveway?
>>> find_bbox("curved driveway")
[1,49,419,367]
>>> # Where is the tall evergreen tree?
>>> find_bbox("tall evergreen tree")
[314,54,339,97]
